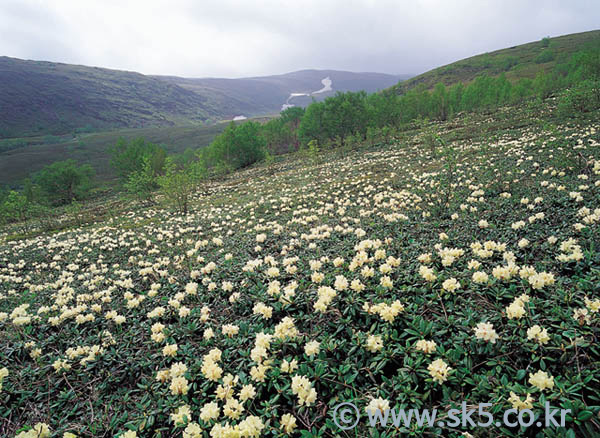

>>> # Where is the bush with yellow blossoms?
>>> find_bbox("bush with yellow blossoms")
[1,99,600,437]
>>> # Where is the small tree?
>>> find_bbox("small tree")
[124,155,159,205]
[557,79,600,117]
[303,139,320,164]
[534,49,555,64]
[109,137,166,181]
[205,122,266,171]
[1,190,29,225]
[157,159,205,215]
[33,159,95,206]
[541,36,551,48]
[263,149,276,175]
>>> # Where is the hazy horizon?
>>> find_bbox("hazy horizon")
[1,0,599,79]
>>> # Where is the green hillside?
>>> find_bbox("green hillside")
[0,57,402,139]
[391,29,600,93]
[0,123,231,185]
[1,96,599,438]
[1,24,600,438]
[0,57,222,138]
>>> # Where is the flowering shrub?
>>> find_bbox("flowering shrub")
[1,104,599,437]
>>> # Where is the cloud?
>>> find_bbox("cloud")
[0,0,598,77]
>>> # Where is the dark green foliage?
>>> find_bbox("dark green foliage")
[33,159,95,206]
[576,46,600,82]
[558,80,600,117]
[534,49,555,64]
[532,71,559,99]
[171,148,199,168]
[109,138,166,181]
[201,121,266,170]
[541,36,551,48]
[124,156,159,204]
[298,91,368,146]
[262,43,600,153]
[157,158,206,214]
[392,30,600,94]
[261,107,304,154]
[22,178,43,204]
[431,82,450,120]
[0,190,29,224]
[0,123,231,186]
[494,55,519,72]
[366,92,402,128]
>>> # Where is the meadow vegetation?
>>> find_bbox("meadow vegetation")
[3,40,599,228]
[0,35,600,438]
[1,89,600,437]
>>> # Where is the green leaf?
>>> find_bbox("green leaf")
[577,410,593,422]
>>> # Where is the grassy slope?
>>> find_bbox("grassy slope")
[0,123,231,186]
[0,57,222,138]
[0,99,599,437]
[0,56,403,140]
[390,29,600,92]
[0,59,402,186]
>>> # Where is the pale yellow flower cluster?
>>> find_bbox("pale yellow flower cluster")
[200,401,220,422]
[280,358,299,373]
[291,375,317,406]
[557,238,584,262]
[364,300,405,323]
[304,340,320,356]
[274,317,298,340]
[0,367,8,391]
[428,359,452,384]
[222,324,239,337]
[585,297,600,313]
[419,265,437,282]
[474,322,499,343]
[201,348,224,382]
[366,334,384,352]
[506,294,530,319]
[527,325,550,344]
[438,247,465,267]
[170,404,192,426]
[529,370,554,391]
[151,322,165,343]
[15,423,51,438]
[209,415,264,438]
[252,302,273,319]
[280,413,297,434]
[508,392,534,410]
[314,285,337,312]
[442,277,461,293]
[471,271,489,284]
[415,339,437,353]
[366,397,390,414]
[163,343,178,357]
[527,272,555,290]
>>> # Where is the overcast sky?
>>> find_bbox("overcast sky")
[0,0,598,78]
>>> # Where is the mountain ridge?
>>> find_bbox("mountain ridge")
[0,57,405,138]
[388,29,600,94]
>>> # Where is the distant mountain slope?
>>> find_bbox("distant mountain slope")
[0,57,406,138]
[157,70,408,116]
[0,57,222,138]
[390,29,600,94]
